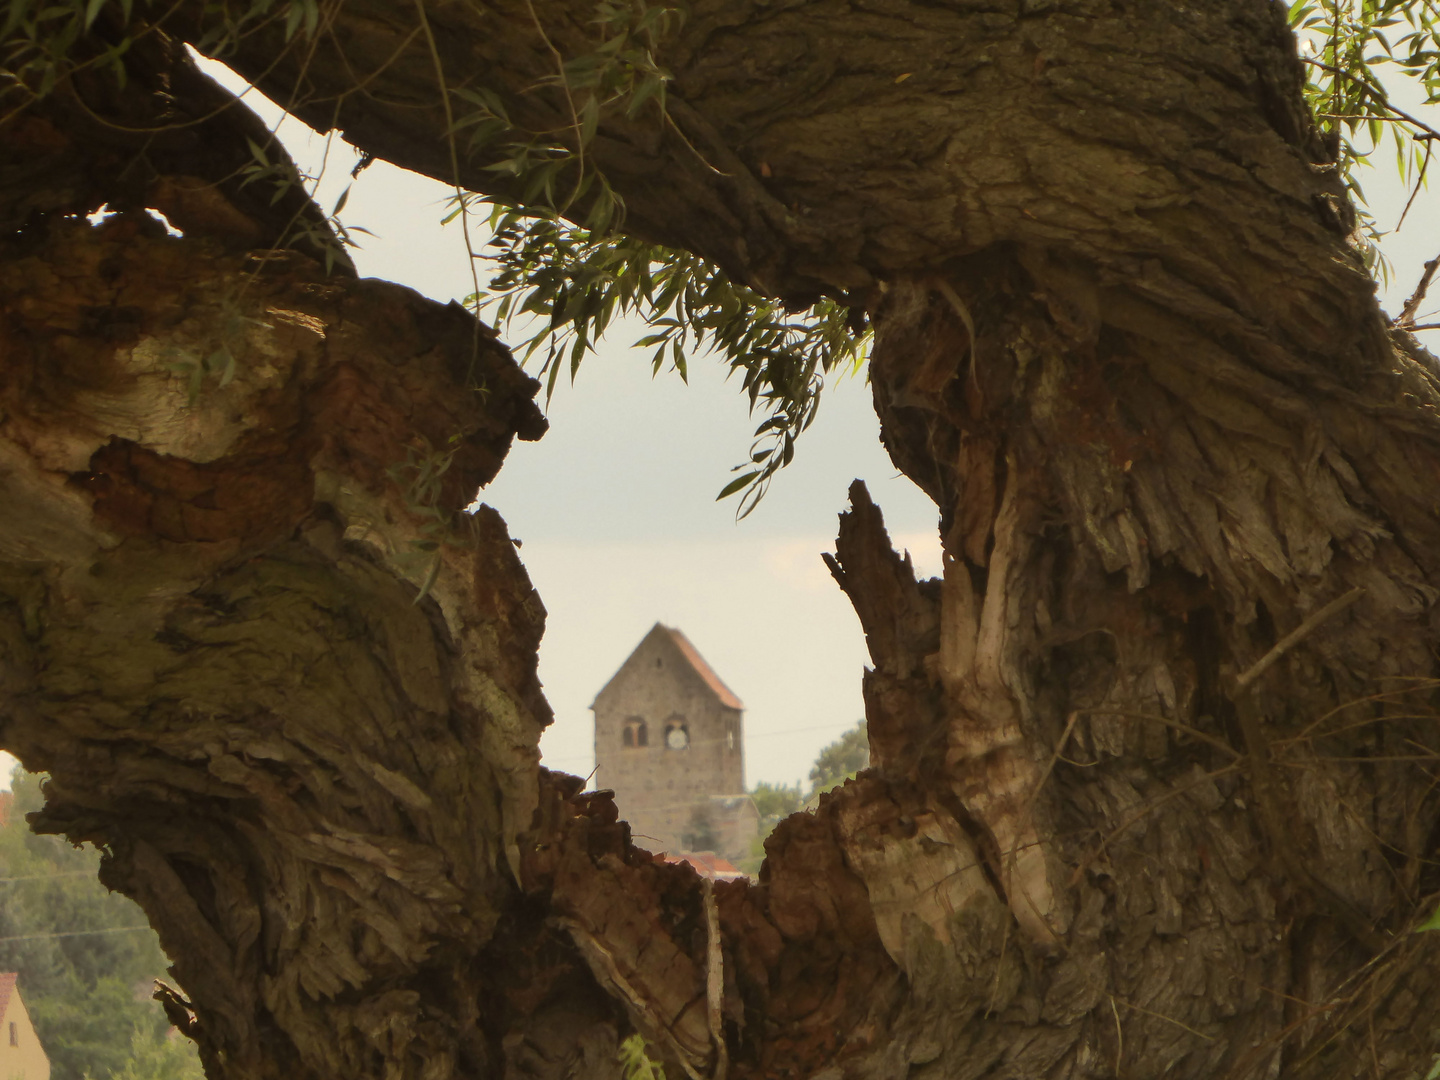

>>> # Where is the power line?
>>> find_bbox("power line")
[0,926,153,945]
[0,872,98,883]
[543,721,864,764]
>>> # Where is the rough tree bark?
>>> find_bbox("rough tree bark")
[5,1,1440,1079]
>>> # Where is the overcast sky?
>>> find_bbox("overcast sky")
[7,53,1440,796]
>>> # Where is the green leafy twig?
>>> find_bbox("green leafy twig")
[1,0,320,117]
[238,134,367,275]
[1288,0,1440,283]
[618,1033,666,1080]
[468,210,868,517]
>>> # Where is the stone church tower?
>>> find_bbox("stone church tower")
[592,624,758,863]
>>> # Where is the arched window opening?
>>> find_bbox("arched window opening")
[623,717,648,748]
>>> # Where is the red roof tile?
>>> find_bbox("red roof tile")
[663,852,745,880]
[0,973,17,1023]
[664,627,743,710]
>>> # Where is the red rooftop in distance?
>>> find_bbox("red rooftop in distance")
[664,851,746,882]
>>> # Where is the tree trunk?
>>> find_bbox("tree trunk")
[6,2,1440,1079]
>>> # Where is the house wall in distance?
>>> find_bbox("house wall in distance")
[0,978,50,1080]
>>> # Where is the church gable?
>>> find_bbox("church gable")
[592,624,742,713]
[664,627,743,709]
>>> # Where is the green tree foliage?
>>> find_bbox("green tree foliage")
[108,1025,204,1080]
[1290,0,1440,284]
[0,770,201,1080]
[746,722,868,829]
[807,721,869,798]
[739,725,870,875]
[748,781,802,832]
